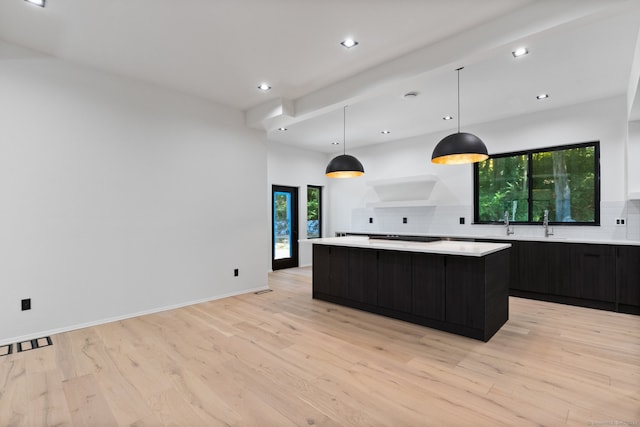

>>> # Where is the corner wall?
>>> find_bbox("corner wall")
[0,41,268,344]
[628,120,640,240]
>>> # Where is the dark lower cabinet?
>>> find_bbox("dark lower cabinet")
[378,251,413,313]
[571,245,616,302]
[509,241,630,313]
[515,241,571,295]
[506,240,519,291]
[513,241,543,292]
[617,246,640,314]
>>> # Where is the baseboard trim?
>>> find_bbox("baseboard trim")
[0,285,269,347]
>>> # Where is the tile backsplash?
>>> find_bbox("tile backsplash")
[348,201,639,242]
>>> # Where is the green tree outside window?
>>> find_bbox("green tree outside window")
[475,142,599,224]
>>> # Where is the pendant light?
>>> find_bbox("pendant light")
[326,106,365,178]
[431,67,488,164]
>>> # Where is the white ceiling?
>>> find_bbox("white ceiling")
[1,0,639,153]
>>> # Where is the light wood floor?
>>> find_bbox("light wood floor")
[1,267,639,426]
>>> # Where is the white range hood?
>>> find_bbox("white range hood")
[366,175,437,207]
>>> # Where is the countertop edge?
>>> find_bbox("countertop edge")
[328,231,640,246]
[304,237,511,257]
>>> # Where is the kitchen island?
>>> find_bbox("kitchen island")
[311,236,511,341]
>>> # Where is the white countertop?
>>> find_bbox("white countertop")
[334,231,640,246]
[306,236,511,257]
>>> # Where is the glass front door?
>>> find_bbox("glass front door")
[272,185,299,270]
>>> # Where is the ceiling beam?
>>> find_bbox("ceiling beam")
[245,0,636,133]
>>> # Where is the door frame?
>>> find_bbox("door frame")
[272,185,299,270]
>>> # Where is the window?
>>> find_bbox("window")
[474,141,599,225]
[307,185,322,238]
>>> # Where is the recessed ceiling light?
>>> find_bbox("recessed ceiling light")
[536,93,549,100]
[278,127,287,131]
[24,0,45,6]
[381,130,391,135]
[443,116,453,121]
[340,38,358,48]
[403,91,419,99]
[331,142,340,145]
[258,83,271,91]
[512,47,529,58]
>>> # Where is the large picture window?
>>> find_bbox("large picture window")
[474,141,600,225]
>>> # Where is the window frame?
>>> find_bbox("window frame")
[306,185,323,239]
[473,141,600,226]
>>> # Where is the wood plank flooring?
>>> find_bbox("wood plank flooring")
[1,266,639,426]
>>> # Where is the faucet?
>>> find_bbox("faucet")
[543,209,554,237]
[504,211,514,235]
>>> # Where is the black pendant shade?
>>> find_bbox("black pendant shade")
[325,154,365,178]
[431,132,488,164]
[326,106,364,178]
[432,67,488,165]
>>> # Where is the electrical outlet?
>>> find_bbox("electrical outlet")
[234,268,239,277]
[615,218,626,225]
[369,217,373,224]
[21,298,31,311]
[402,217,407,224]
[459,217,465,225]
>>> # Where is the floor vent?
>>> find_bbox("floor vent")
[254,289,273,295]
[17,336,53,353]
[0,344,12,357]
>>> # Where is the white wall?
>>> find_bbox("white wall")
[628,120,640,195]
[0,41,269,345]
[267,141,329,267]
[628,120,640,240]
[326,95,633,241]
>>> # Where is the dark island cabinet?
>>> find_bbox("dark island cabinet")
[616,246,640,314]
[412,253,445,321]
[445,252,509,337]
[378,251,413,313]
[477,238,520,292]
[347,248,378,305]
[312,244,509,341]
[445,256,485,329]
[312,245,331,294]
[312,245,349,299]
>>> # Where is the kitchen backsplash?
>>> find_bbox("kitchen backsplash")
[349,201,638,242]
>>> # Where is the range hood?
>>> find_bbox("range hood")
[366,175,437,207]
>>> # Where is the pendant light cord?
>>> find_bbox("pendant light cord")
[456,67,463,134]
[343,105,347,155]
